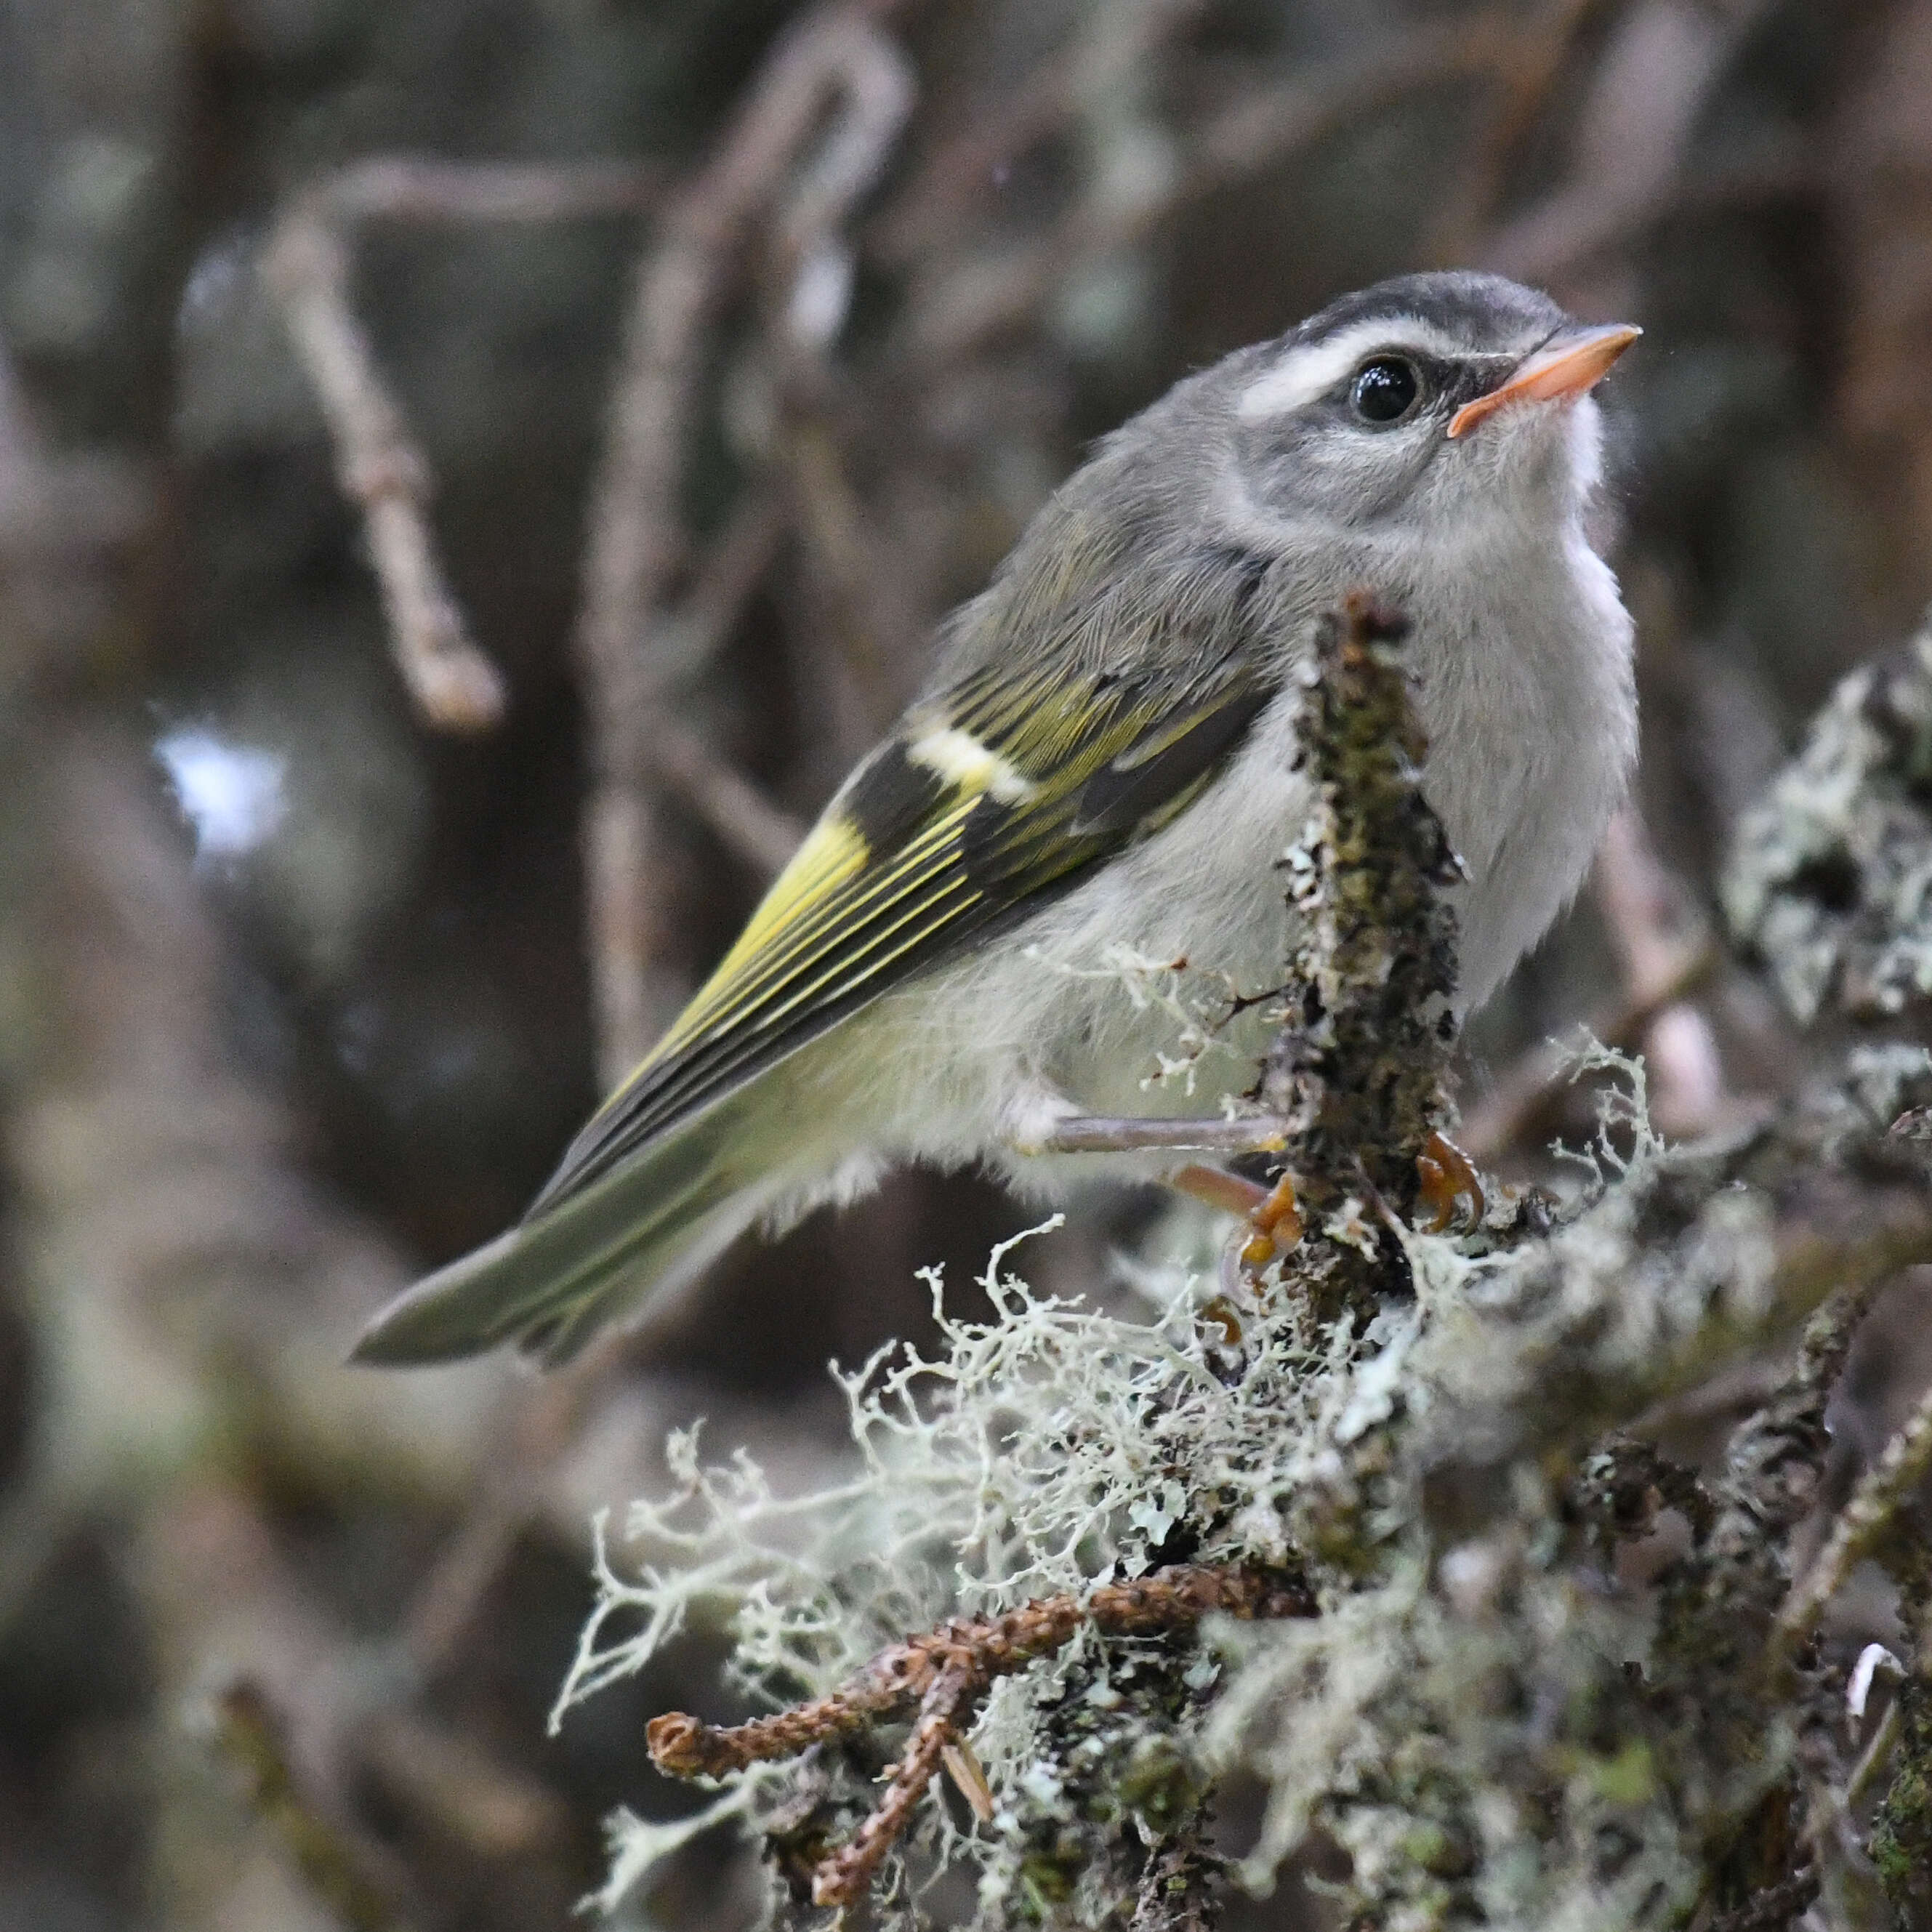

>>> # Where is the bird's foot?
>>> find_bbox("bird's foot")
[1239,1171,1304,1271]
[1415,1130,1484,1233]
[1170,1163,1303,1286]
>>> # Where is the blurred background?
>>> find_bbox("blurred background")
[3,0,1931,1925]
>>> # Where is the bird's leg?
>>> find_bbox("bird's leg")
[1015,1115,1291,1156]
[1415,1130,1485,1232]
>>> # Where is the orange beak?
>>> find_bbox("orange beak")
[1446,322,1641,439]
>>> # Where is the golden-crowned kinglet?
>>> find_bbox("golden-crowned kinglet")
[356,270,1639,1366]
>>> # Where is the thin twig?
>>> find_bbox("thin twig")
[868,0,1209,262]
[900,9,1521,367]
[321,156,665,224]
[653,716,808,879]
[209,1678,419,1932]
[762,34,917,720]
[262,159,670,736]
[647,1562,1313,1909]
[265,203,507,733]
[1779,1372,1932,1643]
[814,1657,976,1905]
[637,484,792,697]
[573,1,911,1082]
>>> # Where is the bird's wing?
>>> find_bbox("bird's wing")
[531,653,1276,1214]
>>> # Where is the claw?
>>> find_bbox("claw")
[1416,1130,1485,1233]
[1198,1294,1244,1348]
[1239,1171,1304,1272]
[1170,1164,1303,1277]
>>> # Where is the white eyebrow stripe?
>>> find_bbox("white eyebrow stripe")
[1234,315,1465,421]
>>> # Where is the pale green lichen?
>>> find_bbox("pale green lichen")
[573,1038,1923,1925]
[579,615,1932,1928]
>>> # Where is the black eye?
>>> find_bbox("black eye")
[1350,357,1420,424]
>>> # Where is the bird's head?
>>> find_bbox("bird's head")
[1208,270,1638,549]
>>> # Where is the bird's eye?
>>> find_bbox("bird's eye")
[1350,357,1420,424]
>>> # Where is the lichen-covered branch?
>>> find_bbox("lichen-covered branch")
[576,606,1932,1928]
[645,1563,1312,1907]
[1255,593,1461,1321]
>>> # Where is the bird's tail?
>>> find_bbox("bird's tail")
[350,1095,773,1367]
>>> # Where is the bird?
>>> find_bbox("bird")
[354,270,1640,1368]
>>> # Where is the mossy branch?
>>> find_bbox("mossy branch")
[587,608,1932,1928]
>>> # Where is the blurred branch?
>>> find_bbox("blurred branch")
[321,156,665,224]
[1778,1372,1932,1643]
[573,0,911,1082]
[265,202,510,733]
[1476,0,1780,287]
[402,1331,633,1681]
[1485,148,1818,284]
[1424,0,1619,265]
[0,342,148,693]
[262,157,664,735]
[898,8,1521,367]
[869,0,1209,262]
[357,1709,570,1864]
[635,483,792,695]
[653,718,808,878]
[1462,807,1720,1161]
[211,1678,419,1932]
[1593,806,1729,1138]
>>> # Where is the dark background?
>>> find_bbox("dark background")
[3,0,1931,1925]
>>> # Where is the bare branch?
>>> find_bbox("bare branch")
[573,1,913,1080]
[900,10,1521,367]
[637,483,792,696]
[210,1679,419,1932]
[1779,1367,1932,1643]
[265,204,508,733]
[652,717,808,879]
[321,156,665,224]
[261,158,677,737]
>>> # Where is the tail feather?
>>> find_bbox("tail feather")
[351,1104,757,1366]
